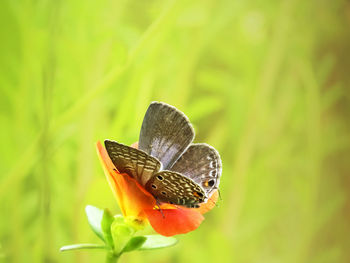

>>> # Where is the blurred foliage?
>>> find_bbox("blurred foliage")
[1,0,350,262]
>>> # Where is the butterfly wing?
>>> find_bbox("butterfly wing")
[169,143,222,197]
[145,170,207,207]
[138,102,194,170]
[104,140,161,186]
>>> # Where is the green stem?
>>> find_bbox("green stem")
[106,252,120,263]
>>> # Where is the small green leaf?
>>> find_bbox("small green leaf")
[85,205,104,241]
[139,235,178,250]
[111,221,135,254]
[122,236,147,253]
[101,209,115,248]
[60,244,107,252]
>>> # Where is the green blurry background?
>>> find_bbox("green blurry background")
[1,0,350,262]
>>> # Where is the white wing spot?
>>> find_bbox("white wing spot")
[209,161,214,168]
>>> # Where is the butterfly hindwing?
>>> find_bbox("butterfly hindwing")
[169,143,222,197]
[104,140,161,186]
[138,102,194,170]
[145,170,207,207]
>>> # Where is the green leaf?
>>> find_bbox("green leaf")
[85,205,104,241]
[122,236,147,253]
[101,209,115,248]
[111,221,135,254]
[60,244,107,252]
[138,235,178,250]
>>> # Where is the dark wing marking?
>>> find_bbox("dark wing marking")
[145,170,206,207]
[138,102,194,170]
[169,143,222,197]
[104,140,161,186]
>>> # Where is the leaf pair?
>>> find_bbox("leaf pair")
[60,205,178,261]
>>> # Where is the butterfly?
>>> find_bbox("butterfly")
[105,102,222,208]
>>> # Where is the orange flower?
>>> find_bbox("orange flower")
[96,141,218,237]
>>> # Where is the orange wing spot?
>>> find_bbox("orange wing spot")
[193,191,204,199]
[203,180,209,187]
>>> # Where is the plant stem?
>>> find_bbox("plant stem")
[106,252,120,263]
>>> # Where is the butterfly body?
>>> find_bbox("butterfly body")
[105,102,222,208]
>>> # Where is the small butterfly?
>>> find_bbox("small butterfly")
[105,102,222,208]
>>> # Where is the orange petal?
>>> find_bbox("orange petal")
[96,141,155,220]
[145,208,204,237]
[195,190,219,214]
[115,173,156,219]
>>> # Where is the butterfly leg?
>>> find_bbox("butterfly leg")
[155,199,165,219]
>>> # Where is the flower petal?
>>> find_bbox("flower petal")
[96,141,156,220]
[195,190,219,214]
[144,208,204,237]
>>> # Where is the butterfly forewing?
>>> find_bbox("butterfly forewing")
[145,170,207,207]
[169,143,222,197]
[104,140,161,186]
[138,102,194,170]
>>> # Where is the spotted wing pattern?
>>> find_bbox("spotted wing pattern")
[138,102,194,170]
[104,140,161,186]
[145,170,207,207]
[170,143,222,198]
